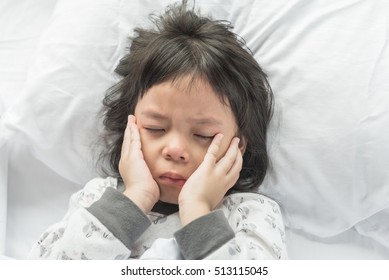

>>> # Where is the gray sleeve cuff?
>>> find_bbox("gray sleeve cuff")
[86,187,151,250]
[174,209,235,259]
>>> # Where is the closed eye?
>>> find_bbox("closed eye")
[145,127,165,134]
[194,134,215,141]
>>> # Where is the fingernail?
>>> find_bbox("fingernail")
[216,133,224,140]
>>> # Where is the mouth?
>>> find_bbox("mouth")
[159,172,187,187]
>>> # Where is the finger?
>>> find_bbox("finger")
[225,148,243,183]
[221,148,243,193]
[203,133,224,164]
[217,137,240,174]
[120,115,132,157]
[128,115,142,151]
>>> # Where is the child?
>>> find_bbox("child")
[28,1,287,260]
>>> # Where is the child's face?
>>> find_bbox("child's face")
[134,75,240,204]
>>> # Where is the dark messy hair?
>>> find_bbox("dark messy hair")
[98,1,274,192]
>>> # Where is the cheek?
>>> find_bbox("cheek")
[137,129,154,163]
[193,148,208,167]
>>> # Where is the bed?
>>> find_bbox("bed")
[1,0,388,260]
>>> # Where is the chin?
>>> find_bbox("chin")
[158,190,180,205]
[157,183,181,205]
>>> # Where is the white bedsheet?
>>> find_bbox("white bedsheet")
[0,142,7,254]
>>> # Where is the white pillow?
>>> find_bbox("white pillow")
[2,0,127,182]
[2,0,389,245]
[259,0,389,239]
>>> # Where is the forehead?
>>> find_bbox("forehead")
[136,76,235,122]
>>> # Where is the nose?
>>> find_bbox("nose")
[162,134,189,163]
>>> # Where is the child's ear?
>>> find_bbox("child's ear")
[238,137,247,155]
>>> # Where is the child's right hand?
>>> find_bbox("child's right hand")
[119,115,160,214]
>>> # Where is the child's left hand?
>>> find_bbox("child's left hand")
[178,134,242,225]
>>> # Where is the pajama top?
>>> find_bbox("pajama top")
[28,177,287,260]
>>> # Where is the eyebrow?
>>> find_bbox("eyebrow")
[141,109,223,126]
[187,116,223,126]
[141,110,168,120]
